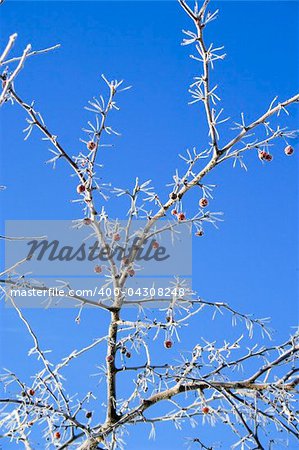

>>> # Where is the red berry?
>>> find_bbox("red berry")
[94,265,102,274]
[171,209,178,216]
[202,406,210,414]
[195,230,204,237]
[177,213,186,221]
[28,389,35,396]
[87,141,97,151]
[106,355,114,363]
[258,150,267,161]
[128,269,135,277]
[77,184,86,194]
[199,198,208,208]
[126,351,131,358]
[164,340,173,349]
[265,153,273,162]
[83,218,92,225]
[85,411,92,419]
[152,240,159,249]
[284,145,294,156]
[54,432,61,440]
[113,233,121,242]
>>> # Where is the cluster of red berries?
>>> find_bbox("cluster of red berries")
[171,209,186,221]
[259,145,295,162]
[199,198,208,208]
[202,406,210,414]
[164,340,173,349]
[54,432,61,440]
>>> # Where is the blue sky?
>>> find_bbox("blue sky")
[0,1,298,449]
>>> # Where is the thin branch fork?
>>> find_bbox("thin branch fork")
[0,33,18,65]
[180,0,219,156]
[220,93,299,154]
[1,289,72,415]
[75,375,299,449]
[8,89,85,183]
[0,398,87,433]
[0,37,59,106]
[1,44,60,66]
[0,44,31,105]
